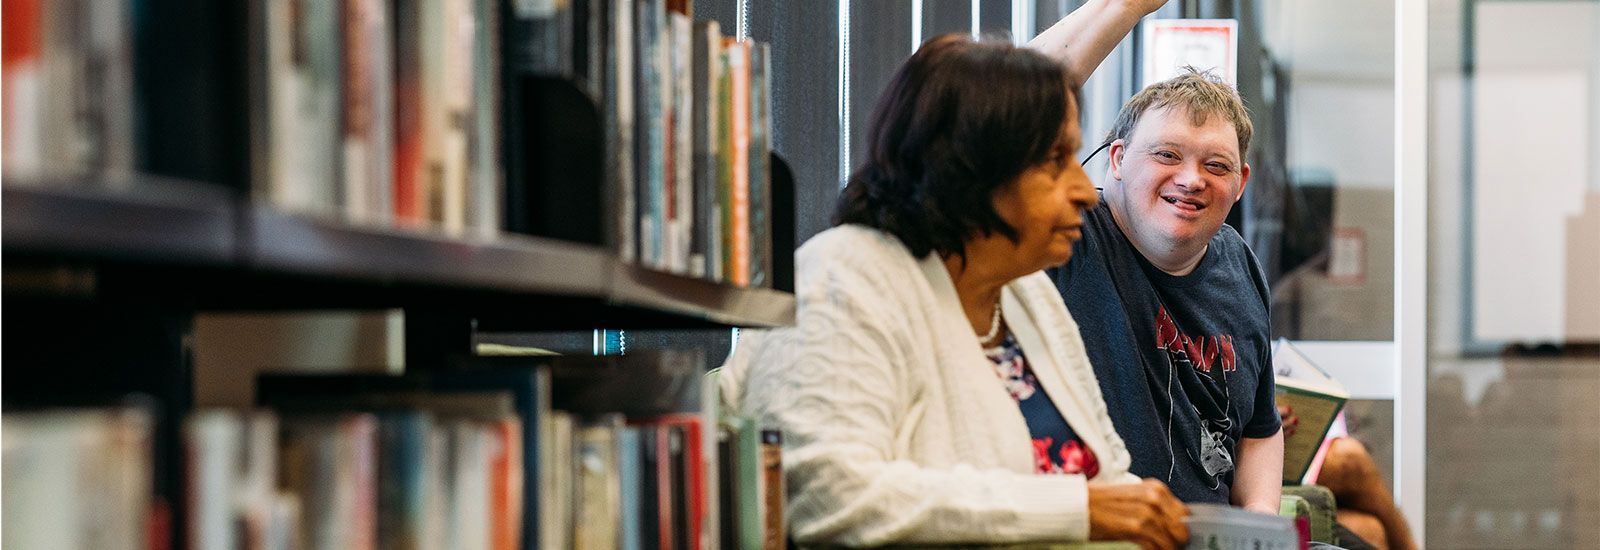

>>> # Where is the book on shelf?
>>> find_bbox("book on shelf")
[723,38,752,287]
[705,369,786,550]
[278,413,380,550]
[340,0,396,227]
[2,407,154,550]
[573,414,627,550]
[601,0,638,263]
[1271,338,1351,484]
[759,429,785,550]
[186,409,284,550]
[7,0,785,290]
[634,0,667,270]
[690,21,724,281]
[262,390,524,550]
[617,426,646,550]
[0,0,135,181]
[258,367,551,550]
[253,0,495,235]
[252,0,342,218]
[668,11,695,276]
[747,42,774,288]
[469,0,505,239]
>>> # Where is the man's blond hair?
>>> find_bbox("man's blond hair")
[1106,68,1252,159]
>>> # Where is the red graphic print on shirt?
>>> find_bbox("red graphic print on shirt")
[1155,305,1236,373]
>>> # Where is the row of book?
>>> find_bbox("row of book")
[2,0,781,289]
[248,0,502,236]
[1,407,154,550]
[598,2,778,286]
[250,0,779,287]
[1,352,787,550]
[1,0,136,179]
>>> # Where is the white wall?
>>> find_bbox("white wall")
[1470,1,1600,343]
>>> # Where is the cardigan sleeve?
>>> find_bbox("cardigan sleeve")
[737,234,1094,546]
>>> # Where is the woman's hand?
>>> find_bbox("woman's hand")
[1278,403,1300,439]
[1087,479,1190,550]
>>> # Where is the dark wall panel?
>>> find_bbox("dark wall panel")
[923,0,972,44]
[693,0,739,35]
[978,0,1012,39]
[751,1,842,245]
[849,1,914,171]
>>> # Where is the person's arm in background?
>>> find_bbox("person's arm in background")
[1232,431,1285,514]
[1027,0,1168,88]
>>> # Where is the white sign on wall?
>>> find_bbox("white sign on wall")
[1140,19,1238,88]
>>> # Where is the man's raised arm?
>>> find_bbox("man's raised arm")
[1027,0,1167,88]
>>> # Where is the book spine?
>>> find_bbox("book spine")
[671,14,694,276]
[375,411,436,550]
[469,0,503,238]
[688,21,721,280]
[290,0,343,217]
[2,0,44,177]
[724,40,751,287]
[604,0,637,262]
[367,0,397,226]
[711,46,731,283]
[659,425,680,550]
[341,0,372,224]
[660,14,679,273]
[346,415,380,550]
[573,417,625,550]
[239,412,281,550]
[186,411,244,550]
[618,427,645,550]
[540,412,576,550]
[2,0,134,179]
[634,0,664,267]
[3,409,155,550]
[394,0,426,224]
[749,43,773,288]
[734,418,763,550]
[490,418,524,550]
[759,430,783,550]
[446,0,474,234]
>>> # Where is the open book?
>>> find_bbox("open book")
[1272,338,1351,484]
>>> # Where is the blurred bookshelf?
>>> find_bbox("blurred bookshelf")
[2,0,793,548]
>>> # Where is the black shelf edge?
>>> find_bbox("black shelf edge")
[608,263,796,328]
[242,206,612,298]
[5,182,796,328]
[2,177,236,265]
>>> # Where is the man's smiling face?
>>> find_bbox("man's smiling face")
[1105,104,1250,258]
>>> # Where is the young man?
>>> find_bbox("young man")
[1051,70,1285,513]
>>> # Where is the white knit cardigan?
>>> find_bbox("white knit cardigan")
[719,225,1140,547]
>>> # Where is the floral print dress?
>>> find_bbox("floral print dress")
[984,332,1100,478]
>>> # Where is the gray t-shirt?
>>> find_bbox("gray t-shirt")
[1050,200,1280,505]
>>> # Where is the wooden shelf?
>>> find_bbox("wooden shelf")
[3,177,236,266]
[609,263,796,328]
[243,207,611,298]
[4,180,795,328]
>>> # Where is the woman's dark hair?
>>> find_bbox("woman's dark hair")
[833,33,1079,260]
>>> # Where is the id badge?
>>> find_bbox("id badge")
[1198,429,1234,477]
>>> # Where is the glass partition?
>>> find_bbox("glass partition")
[1426,0,1600,547]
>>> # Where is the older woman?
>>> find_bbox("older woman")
[719,10,1185,550]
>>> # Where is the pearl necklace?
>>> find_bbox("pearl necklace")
[978,300,1002,343]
